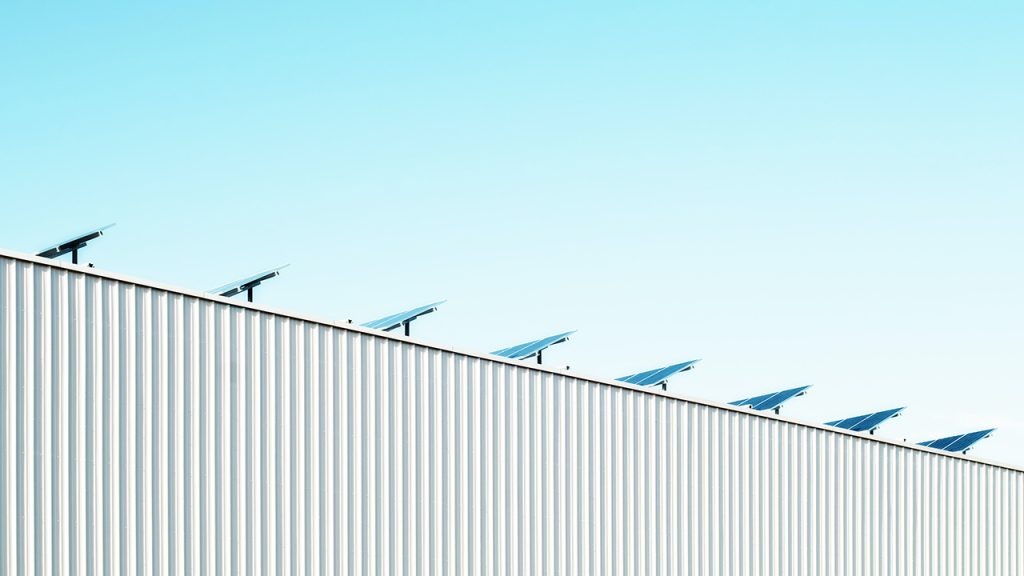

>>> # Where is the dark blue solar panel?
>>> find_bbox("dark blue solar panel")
[919,429,995,454]
[825,414,867,430]
[933,434,962,449]
[730,385,810,412]
[920,434,960,450]
[491,331,575,360]
[616,360,700,387]
[947,429,995,452]
[854,409,900,431]
[825,407,904,433]
[361,301,445,332]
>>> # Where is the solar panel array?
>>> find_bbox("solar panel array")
[491,331,575,361]
[616,360,700,387]
[31,223,998,457]
[362,301,445,332]
[825,407,905,433]
[730,385,810,412]
[919,429,996,454]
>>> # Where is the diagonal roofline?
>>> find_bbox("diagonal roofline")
[0,245,1020,475]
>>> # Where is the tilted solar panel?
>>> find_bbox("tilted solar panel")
[616,360,700,387]
[362,301,445,332]
[920,434,960,451]
[209,265,289,298]
[919,428,995,454]
[491,331,575,361]
[730,385,811,412]
[825,407,905,433]
[37,223,116,262]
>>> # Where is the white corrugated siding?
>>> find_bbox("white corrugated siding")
[0,252,1022,575]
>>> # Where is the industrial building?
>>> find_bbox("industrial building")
[0,241,1022,574]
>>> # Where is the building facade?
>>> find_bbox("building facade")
[0,249,1021,574]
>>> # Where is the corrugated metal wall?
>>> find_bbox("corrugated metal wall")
[1,252,1022,575]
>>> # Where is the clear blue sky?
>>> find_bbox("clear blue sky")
[2,3,1022,465]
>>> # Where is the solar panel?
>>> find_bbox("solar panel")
[616,360,700,388]
[37,223,115,264]
[209,265,288,302]
[361,300,445,335]
[825,407,905,434]
[491,330,575,363]
[730,385,811,413]
[919,428,995,454]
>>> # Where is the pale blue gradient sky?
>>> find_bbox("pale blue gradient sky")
[2,3,1023,464]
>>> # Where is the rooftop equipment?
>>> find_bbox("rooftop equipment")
[919,428,996,454]
[362,300,445,336]
[491,330,575,364]
[37,223,115,264]
[825,407,905,435]
[730,385,811,414]
[209,265,288,303]
[616,359,700,391]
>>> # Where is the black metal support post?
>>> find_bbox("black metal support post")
[537,349,543,365]
[247,287,254,302]
[404,322,411,337]
[72,248,79,265]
